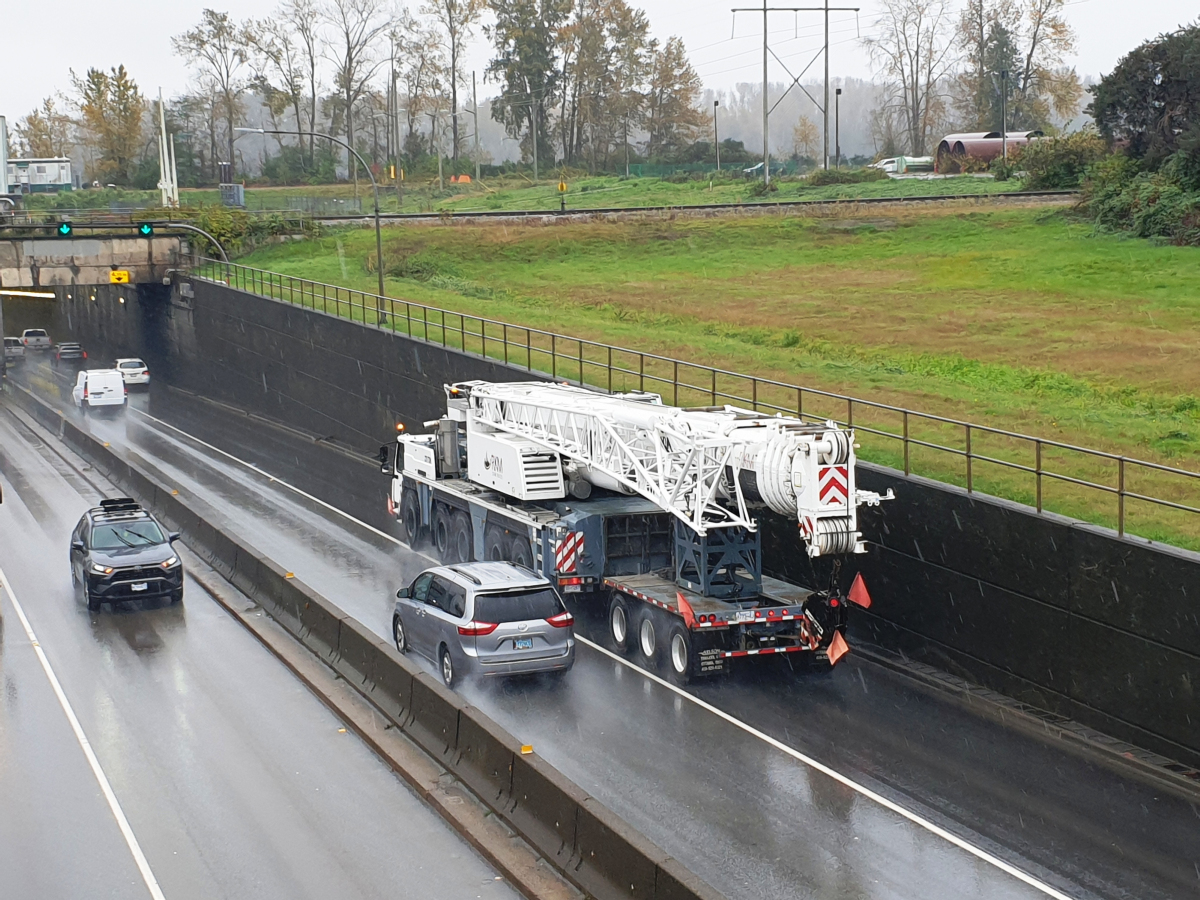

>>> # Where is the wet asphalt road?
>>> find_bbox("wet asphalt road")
[9,363,1200,900]
[0,390,521,900]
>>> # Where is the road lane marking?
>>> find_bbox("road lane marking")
[578,636,1076,899]
[0,564,168,900]
[127,408,1077,899]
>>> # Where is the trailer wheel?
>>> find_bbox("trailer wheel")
[666,623,693,685]
[400,489,422,545]
[608,595,631,653]
[509,535,533,569]
[637,611,658,666]
[449,513,473,563]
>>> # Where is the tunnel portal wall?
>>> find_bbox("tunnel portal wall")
[39,277,1200,768]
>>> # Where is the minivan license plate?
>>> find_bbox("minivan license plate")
[513,637,533,651]
[131,583,148,592]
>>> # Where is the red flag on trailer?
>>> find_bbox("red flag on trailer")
[675,592,696,628]
[848,573,872,609]
[827,631,850,666]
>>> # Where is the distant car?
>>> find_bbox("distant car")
[393,561,575,688]
[70,497,183,611]
[114,357,151,387]
[4,337,24,364]
[71,369,127,412]
[53,342,88,368]
[20,328,51,351]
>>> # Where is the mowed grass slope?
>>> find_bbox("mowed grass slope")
[239,206,1200,541]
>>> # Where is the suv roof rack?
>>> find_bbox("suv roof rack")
[447,566,482,585]
[98,497,142,513]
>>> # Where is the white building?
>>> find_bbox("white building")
[6,158,74,193]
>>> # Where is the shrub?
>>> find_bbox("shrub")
[804,167,888,187]
[747,180,779,196]
[1020,129,1108,189]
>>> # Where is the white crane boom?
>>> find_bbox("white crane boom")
[444,381,891,557]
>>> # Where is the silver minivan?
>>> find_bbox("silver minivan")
[393,562,575,687]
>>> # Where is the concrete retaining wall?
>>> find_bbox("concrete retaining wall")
[8,383,722,900]
[37,276,1200,768]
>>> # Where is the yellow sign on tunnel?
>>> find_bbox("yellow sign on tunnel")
[109,270,131,284]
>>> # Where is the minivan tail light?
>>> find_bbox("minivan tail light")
[457,621,498,636]
[546,610,574,628]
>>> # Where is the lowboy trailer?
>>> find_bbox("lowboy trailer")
[381,381,891,683]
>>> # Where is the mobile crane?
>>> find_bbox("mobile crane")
[380,380,891,683]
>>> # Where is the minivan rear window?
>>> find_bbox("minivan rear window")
[473,589,562,623]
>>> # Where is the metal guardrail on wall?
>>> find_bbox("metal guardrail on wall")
[193,258,1200,544]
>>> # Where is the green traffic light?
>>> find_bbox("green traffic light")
[57,222,73,236]
[138,223,154,236]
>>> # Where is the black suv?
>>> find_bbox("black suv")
[70,498,183,611]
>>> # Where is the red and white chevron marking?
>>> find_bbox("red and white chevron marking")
[555,531,584,573]
[818,465,849,506]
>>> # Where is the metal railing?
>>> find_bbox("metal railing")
[193,257,1200,546]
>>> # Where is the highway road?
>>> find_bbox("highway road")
[9,363,1198,900]
[0,392,525,900]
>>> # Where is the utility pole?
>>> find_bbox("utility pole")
[472,71,481,183]
[1000,69,1009,162]
[835,87,842,168]
[714,100,721,171]
[531,102,538,183]
[762,0,769,184]
[430,112,444,191]
[732,2,859,180]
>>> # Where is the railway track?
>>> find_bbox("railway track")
[5,189,1078,229]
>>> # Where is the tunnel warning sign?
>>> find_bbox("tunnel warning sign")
[109,270,131,284]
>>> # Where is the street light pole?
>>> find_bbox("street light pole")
[236,127,387,319]
[835,87,842,169]
[1000,69,1009,162]
[714,100,721,172]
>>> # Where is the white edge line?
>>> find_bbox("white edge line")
[0,564,167,900]
[128,406,1076,900]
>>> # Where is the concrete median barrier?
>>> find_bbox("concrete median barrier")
[507,752,584,870]
[453,710,518,808]
[4,381,727,900]
[404,672,464,762]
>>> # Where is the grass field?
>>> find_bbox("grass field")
[232,204,1200,544]
[26,173,1020,214]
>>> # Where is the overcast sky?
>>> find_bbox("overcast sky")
[1,0,1195,121]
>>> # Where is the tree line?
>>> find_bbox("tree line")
[9,0,1103,187]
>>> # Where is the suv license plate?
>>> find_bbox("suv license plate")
[513,637,533,651]
[131,583,148,592]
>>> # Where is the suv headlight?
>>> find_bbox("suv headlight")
[91,564,114,575]
[161,557,179,569]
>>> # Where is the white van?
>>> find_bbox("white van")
[72,369,127,412]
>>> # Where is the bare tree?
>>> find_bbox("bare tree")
[391,12,446,157]
[173,9,250,172]
[864,0,957,155]
[245,16,308,149]
[422,0,485,166]
[323,0,390,193]
[280,0,325,167]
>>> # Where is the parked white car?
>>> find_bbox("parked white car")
[114,357,151,387]
[72,369,127,412]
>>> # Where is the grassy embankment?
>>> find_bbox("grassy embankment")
[233,206,1200,546]
[26,173,1021,214]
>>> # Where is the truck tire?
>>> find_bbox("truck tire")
[400,489,422,545]
[485,526,507,561]
[666,623,693,685]
[432,506,451,558]
[608,595,632,654]
[636,608,659,667]
[509,535,533,569]
[449,512,473,563]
